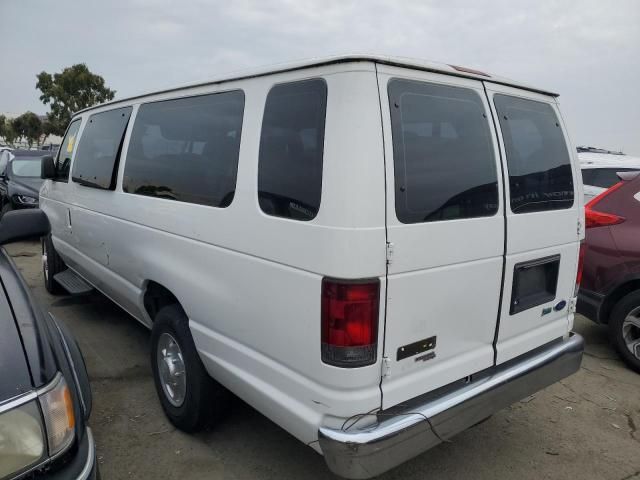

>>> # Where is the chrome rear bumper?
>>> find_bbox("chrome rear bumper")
[318,333,584,479]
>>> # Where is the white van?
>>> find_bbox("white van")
[39,55,585,478]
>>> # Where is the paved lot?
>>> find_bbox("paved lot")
[6,240,640,480]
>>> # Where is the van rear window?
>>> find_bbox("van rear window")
[494,95,574,213]
[388,79,499,224]
[123,90,244,207]
[72,107,132,189]
[258,79,327,221]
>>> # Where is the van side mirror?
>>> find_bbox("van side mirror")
[41,155,56,180]
[0,210,50,245]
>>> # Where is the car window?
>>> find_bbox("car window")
[72,107,132,189]
[54,119,82,182]
[258,79,327,221]
[123,91,244,207]
[494,95,574,213]
[581,168,639,189]
[11,158,42,177]
[388,79,499,223]
[0,152,8,174]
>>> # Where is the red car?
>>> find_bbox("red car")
[578,171,640,372]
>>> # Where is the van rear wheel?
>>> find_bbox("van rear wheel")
[609,290,640,373]
[42,234,65,295]
[150,304,230,432]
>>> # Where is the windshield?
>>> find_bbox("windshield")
[11,158,42,178]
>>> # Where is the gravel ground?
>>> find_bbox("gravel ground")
[6,240,640,480]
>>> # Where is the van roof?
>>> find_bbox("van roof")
[579,151,640,169]
[75,54,558,115]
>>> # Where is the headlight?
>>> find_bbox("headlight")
[39,375,75,457]
[13,194,38,205]
[0,374,75,479]
[0,400,47,479]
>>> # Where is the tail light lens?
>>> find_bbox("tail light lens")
[585,182,626,228]
[575,241,586,295]
[321,278,380,368]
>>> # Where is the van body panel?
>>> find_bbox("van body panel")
[375,65,506,408]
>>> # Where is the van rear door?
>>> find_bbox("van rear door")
[376,66,506,409]
[485,84,582,364]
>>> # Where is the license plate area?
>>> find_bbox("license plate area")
[510,255,560,315]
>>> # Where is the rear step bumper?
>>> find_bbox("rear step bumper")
[318,332,584,479]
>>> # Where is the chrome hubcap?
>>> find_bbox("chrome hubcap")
[157,333,186,407]
[622,307,640,360]
[42,243,49,281]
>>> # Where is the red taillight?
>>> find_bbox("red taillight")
[585,182,626,228]
[321,278,379,368]
[575,241,586,294]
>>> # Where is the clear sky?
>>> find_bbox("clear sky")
[1,0,639,154]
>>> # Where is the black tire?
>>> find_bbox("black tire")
[150,304,230,432]
[608,290,640,373]
[42,234,65,294]
[1,203,11,218]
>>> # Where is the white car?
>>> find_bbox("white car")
[39,55,585,478]
[579,147,640,201]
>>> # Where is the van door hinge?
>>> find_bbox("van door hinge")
[386,242,394,265]
[577,219,582,236]
[569,297,577,314]
[381,356,391,378]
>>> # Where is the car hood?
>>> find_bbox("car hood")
[11,177,44,196]
[0,250,58,402]
[0,286,33,401]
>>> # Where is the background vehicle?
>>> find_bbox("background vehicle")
[578,146,640,202]
[0,149,49,216]
[578,171,640,372]
[0,209,97,479]
[40,55,584,478]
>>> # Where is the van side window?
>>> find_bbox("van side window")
[123,91,245,207]
[72,107,132,189]
[258,79,327,221]
[388,79,499,224]
[54,118,82,181]
[494,95,574,213]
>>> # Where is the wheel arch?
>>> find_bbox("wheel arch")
[142,280,184,322]
[601,276,640,323]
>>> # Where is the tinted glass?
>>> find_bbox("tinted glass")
[494,95,573,213]
[389,79,499,223]
[581,168,638,189]
[73,107,132,189]
[0,152,9,174]
[258,79,327,221]
[55,119,82,181]
[11,158,42,177]
[54,118,82,182]
[123,91,244,207]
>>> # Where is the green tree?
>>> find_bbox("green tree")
[36,64,116,136]
[0,115,18,147]
[11,112,43,148]
[0,115,7,144]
